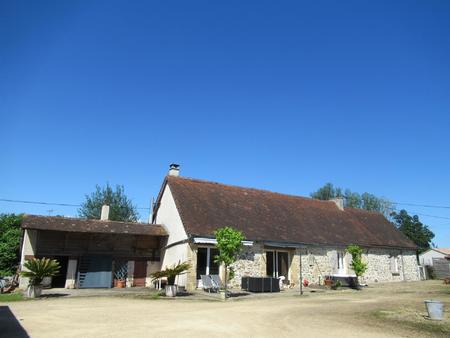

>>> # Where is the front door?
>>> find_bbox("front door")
[133,260,147,287]
[78,255,113,288]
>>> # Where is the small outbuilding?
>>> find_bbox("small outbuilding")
[19,208,167,289]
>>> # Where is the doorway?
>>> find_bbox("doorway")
[196,247,220,280]
[266,251,289,280]
[51,256,69,288]
[133,260,147,287]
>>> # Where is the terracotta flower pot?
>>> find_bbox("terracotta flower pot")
[116,280,126,288]
[324,279,333,287]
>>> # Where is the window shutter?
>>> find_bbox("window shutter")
[330,250,338,274]
[390,256,396,274]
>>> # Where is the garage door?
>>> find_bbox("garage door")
[78,256,113,288]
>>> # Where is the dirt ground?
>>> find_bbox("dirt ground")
[1,281,449,338]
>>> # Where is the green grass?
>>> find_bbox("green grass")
[372,309,450,337]
[0,292,25,302]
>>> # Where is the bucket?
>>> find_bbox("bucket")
[424,300,444,320]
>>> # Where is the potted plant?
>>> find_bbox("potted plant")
[151,261,190,297]
[114,269,127,288]
[324,276,333,287]
[20,258,60,298]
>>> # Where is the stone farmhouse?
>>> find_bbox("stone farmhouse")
[20,164,420,290]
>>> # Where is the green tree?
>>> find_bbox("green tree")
[310,183,343,200]
[311,184,393,217]
[344,190,362,209]
[78,184,139,222]
[346,244,368,287]
[390,210,434,252]
[214,226,245,298]
[0,214,22,276]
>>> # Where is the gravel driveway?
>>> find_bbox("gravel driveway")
[1,281,448,338]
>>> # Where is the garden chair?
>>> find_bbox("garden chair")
[200,275,218,293]
[210,275,232,296]
[210,275,223,289]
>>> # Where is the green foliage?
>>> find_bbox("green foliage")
[346,244,368,278]
[78,183,139,222]
[310,183,393,217]
[390,210,434,252]
[0,292,25,302]
[0,214,22,276]
[310,183,343,200]
[151,261,190,285]
[214,227,245,295]
[331,280,342,290]
[214,227,245,267]
[21,258,60,286]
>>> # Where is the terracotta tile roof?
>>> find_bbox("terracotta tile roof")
[22,215,167,236]
[166,176,417,249]
[436,248,450,255]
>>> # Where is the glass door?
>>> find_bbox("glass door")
[266,250,289,279]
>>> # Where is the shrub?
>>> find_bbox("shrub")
[346,244,368,285]
[151,261,190,285]
[20,258,60,286]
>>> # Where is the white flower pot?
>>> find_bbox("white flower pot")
[27,285,42,298]
[165,285,177,297]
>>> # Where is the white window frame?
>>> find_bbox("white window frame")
[336,251,346,275]
[196,246,218,283]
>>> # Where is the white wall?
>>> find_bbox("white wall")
[19,229,38,288]
[155,184,188,246]
[419,249,447,266]
[154,184,190,286]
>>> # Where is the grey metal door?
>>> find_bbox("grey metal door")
[78,256,113,288]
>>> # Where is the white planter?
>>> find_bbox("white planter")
[42,277,52,288]
[165,285,177,297]
[425,300,444,320]
[27,285,42,298]
[219,290,227,300]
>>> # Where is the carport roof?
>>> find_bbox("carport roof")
[22,215,167,236]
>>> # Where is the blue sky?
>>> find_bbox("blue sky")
[1,1,449,247]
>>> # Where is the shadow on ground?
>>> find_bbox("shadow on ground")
[0,306,30,338]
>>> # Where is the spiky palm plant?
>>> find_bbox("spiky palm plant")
[21,258,60,286]
[151,261,190,285]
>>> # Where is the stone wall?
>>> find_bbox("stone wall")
[229,243,266,288]
[184,243,419,290]
[228,244,419,287]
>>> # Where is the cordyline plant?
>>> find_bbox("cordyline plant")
[151,261,190,286]
[214,226,245,298]
[21,258,60,286]
[346,244,367,288]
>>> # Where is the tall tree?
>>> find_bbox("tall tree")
[78,184,139,222]
[0,214,22,276]
[390,209,434,252]
[311,183,393,217]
